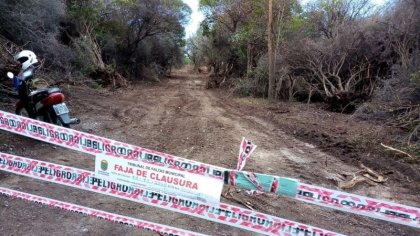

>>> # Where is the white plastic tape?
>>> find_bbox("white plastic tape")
[0,187,207,236]
[236,137,257,171]
[297,183,420,229]
[0,110,225,178]
[1,110,418,229]
[0,152,343,236]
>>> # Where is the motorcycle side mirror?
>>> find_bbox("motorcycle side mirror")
[7,72,14,79]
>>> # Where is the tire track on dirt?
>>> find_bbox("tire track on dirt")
[155,68,419,236]
[1,68,419,236]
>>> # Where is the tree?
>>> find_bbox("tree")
[0,0,72,70]
[383,0,419,79]
[199,0,265,75]
[268,0,274,99]
[67,1,107,71]
[65,0,190,80]
[306,0,373,39]
[117,0,190,63]
[99,0,190,78]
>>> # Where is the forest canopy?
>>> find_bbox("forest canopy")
[186,0,419,145]
[0,0,418,145]
[189,0,419,108]
[0,0,191,84]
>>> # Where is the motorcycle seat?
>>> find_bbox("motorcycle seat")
[29,87,63,102]
[30,87,62,96]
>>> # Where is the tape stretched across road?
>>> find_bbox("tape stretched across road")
[0,187,206,236]
[228,171,420,229]
[0,110,419,229]
[0,152,343,236]
[0,110,226,179]
[297,183,420,229]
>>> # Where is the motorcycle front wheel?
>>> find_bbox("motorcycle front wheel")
[16,107,40,120]
[15,107,30,118]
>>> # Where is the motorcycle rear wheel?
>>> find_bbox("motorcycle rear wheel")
[45,109,70,128]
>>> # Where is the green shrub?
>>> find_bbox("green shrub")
[233,66,268,97]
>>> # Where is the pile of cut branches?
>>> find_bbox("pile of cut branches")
[387,105,420,145]
[0,37,22,97]
[383,104,420,161]
[89,67,128,88]
[0,36,21,75]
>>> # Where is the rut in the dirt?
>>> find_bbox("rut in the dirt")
[0,68,419,236]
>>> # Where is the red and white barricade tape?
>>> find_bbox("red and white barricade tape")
[227,172,420,228]
[297,183,420,229]
[236,138,263,196]
[0,152,343,236]
[0,187,206,236]
[0,111,225,179]
[0,110,419,229]
[236,137,257,171]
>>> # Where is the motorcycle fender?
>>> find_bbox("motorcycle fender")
[57,113,72,125]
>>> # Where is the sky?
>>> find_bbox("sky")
[182,0,205,38]
[182,0,385,38]
[371,0,386,5]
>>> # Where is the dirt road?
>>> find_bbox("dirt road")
[0,67,419,235]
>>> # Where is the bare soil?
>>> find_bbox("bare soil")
[0,67,419,236]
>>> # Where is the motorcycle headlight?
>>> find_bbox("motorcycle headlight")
[22,70,33,78]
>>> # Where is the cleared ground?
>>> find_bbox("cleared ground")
[0,67,419,235]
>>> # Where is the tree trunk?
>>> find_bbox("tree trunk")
[268,0,275,100]
[273,1,288,100]
[247,42,253,75]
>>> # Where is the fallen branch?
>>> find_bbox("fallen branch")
[380,143,414,159]
[230,196,254,210]
[339,175,375,189]
[338,163,387,189]
[360,163,388,183]
[222,187,233,199]
[408,124,420,145]
[222,187,254,210]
